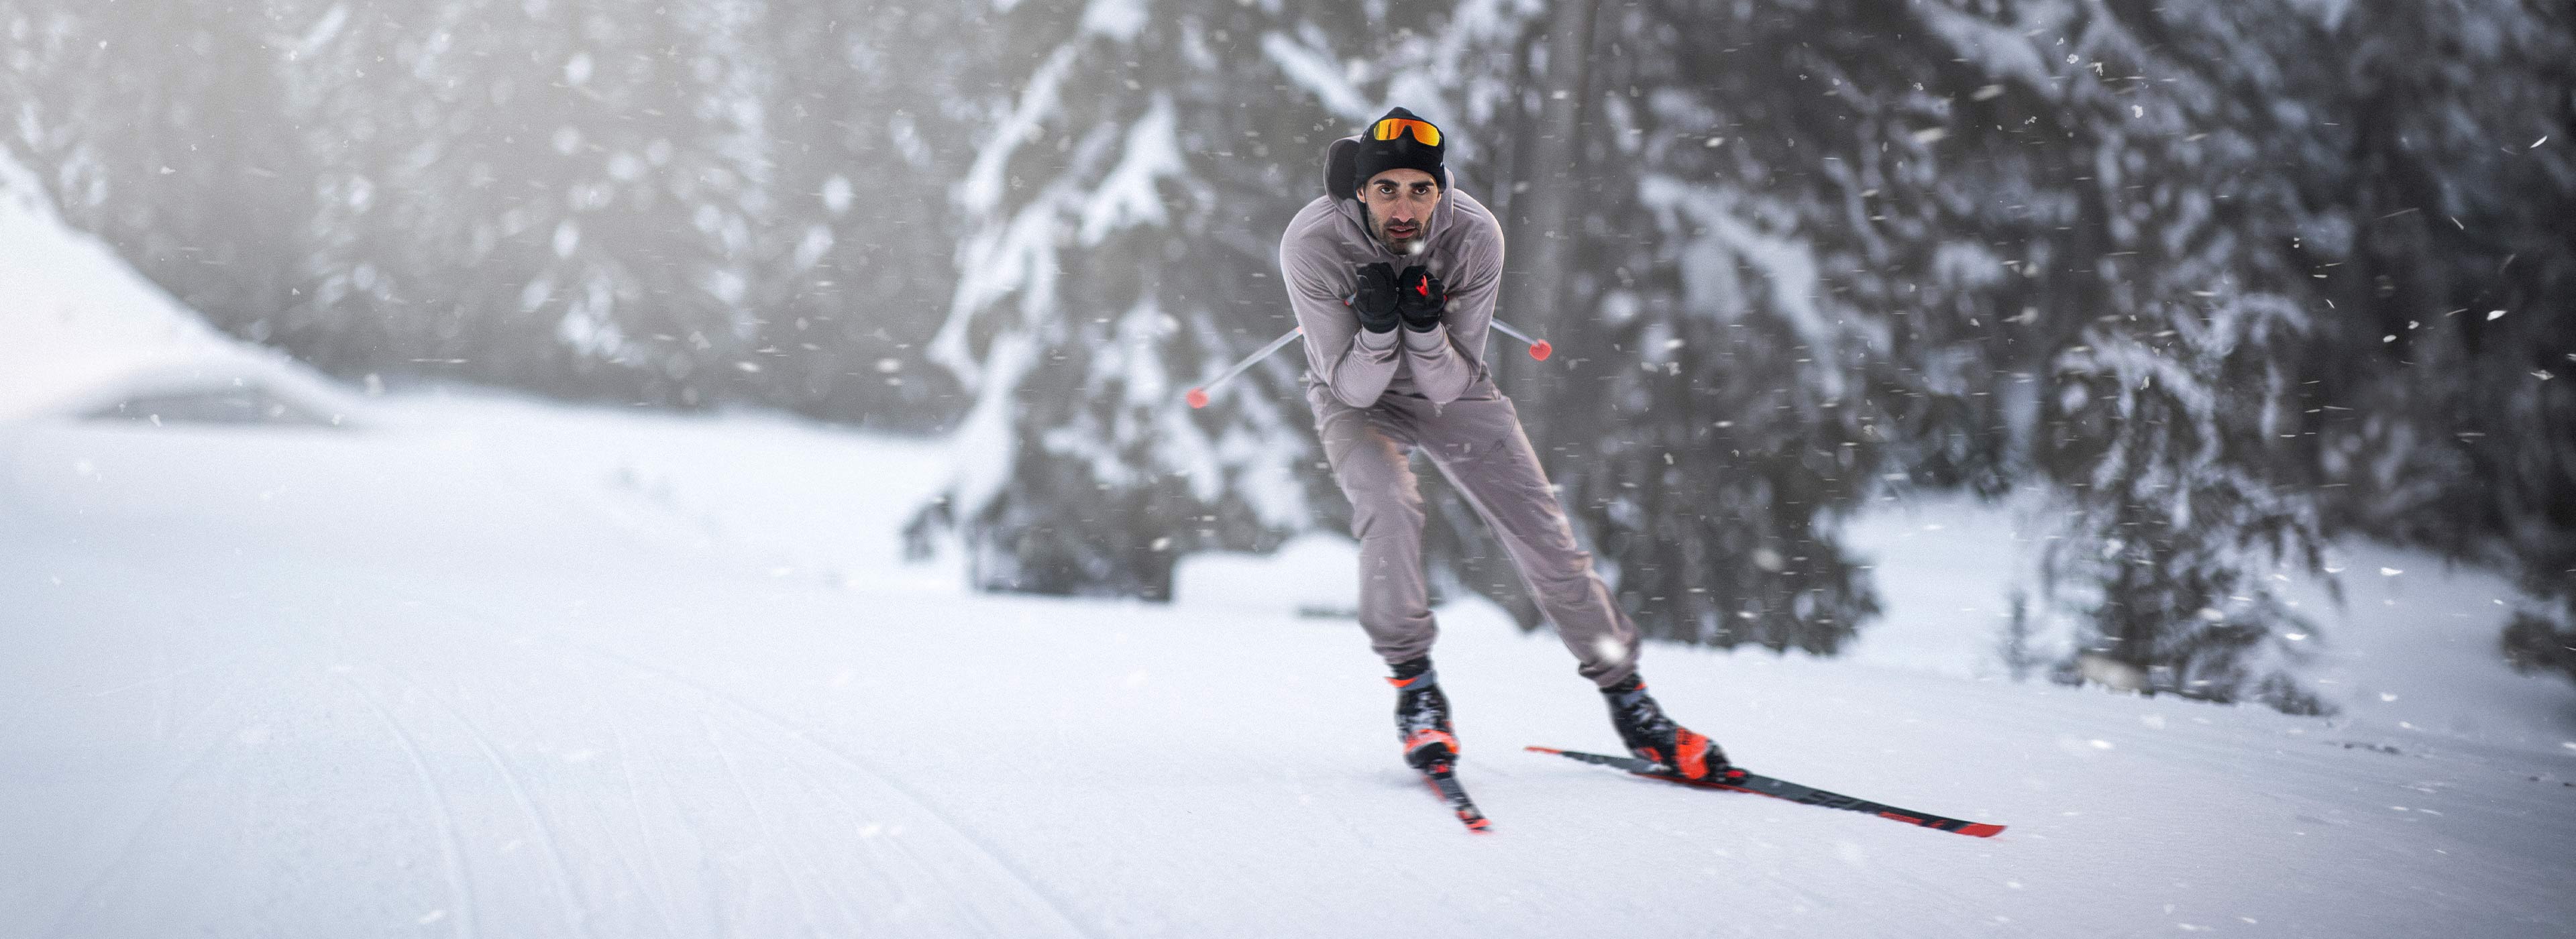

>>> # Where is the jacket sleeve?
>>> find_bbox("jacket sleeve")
[1283,239,1401,408]
[1397,227,1501,406]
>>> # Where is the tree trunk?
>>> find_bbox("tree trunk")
[1503,0,1597,442]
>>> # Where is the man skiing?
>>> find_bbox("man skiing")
[1278,107,1729,783]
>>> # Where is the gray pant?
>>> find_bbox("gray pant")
[1307,382,1642,687]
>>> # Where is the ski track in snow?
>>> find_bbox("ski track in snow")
[3,397,2573,937]
[37,728,236,938]
[645,659,1097,938]
[321,545,1094,938]
[695,710,830,935]
[342,550,1096,938]
[388,663,596,939]
[599,716,690,938]
[339,669,482,939]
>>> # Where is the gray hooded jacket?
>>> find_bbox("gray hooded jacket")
[1278,135,1505,409]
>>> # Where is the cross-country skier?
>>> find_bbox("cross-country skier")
[1279,107,1730,781]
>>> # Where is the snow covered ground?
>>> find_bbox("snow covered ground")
[5,388,2573,938]
[1841,494,2576,757]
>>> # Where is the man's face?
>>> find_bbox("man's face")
[1361,168,1441,256]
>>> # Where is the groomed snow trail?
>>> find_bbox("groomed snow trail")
[3,398,2571,938]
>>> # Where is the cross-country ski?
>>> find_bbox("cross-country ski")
[1525,747,2006,838]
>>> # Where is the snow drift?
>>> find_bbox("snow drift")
[0,149,357,426]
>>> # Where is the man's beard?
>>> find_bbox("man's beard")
[1371,212,1426,256]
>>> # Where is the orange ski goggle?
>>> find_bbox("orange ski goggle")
[1370,117,1442,147]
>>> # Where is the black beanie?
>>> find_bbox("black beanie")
[1350,107,1445,192]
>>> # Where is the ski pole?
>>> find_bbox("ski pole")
[1185,292,1364,409]
[1185,327,1303,408]
[1184,315,1552,409]
[1489,318,1553,361]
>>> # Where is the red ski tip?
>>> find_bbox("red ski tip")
[1185,388,1209,409]
[1522,745,1564,755]
[1959,823,2007,838]
[1528,340,1552,361]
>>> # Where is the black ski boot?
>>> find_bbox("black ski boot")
[1602,675,1733,781]
[1388,657,1458,771]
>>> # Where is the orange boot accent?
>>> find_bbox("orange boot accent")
[1405,729,1460,758]
[1673,730,1717,779]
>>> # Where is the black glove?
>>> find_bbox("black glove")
[1394,265,1446,332]
[1351,262,1403,333]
